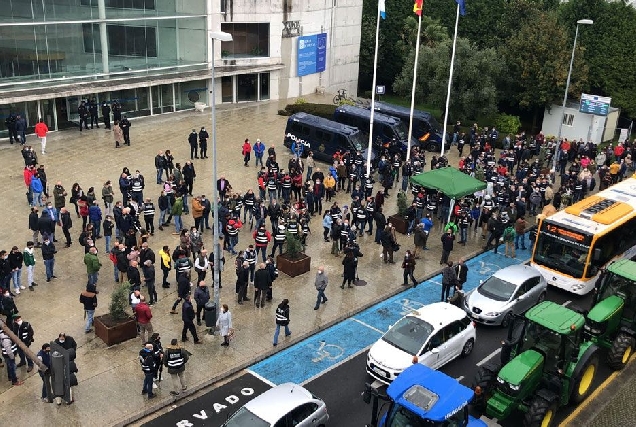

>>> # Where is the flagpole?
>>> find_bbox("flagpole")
[367,3,382,177]
[441,3,460,158]
[407,14,422,163]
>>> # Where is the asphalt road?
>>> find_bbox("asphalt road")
[143,287,610,427]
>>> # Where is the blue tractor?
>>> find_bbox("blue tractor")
[364,364,487,427]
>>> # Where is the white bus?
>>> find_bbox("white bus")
[531,177,636,295]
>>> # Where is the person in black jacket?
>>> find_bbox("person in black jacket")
[120,116,131,145]
[8,246,24,293]
[29,207,40,247]
[440,229,455,265]
[181,294,201,343]
[127,260,141,290]
[402,250,418,288]
[273,299,290,346]
[253,262,271,308]
[170,273,190,314]
[380,225,396,264]
[199,127,209,158]
[37,211,55,241]
[455,258,468,287]
[78,101,89,131]
[89,98,99,129]
[11,314,34,371]
[60,207,73,247]
[341,252,357,289]
[101,101,111,129]
[373,207,386,244]
[40,236,57,282]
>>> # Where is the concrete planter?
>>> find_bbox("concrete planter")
[388,214,408,235]
[277,253,311,278]
[94,314,137,346]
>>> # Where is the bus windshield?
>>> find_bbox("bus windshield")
[350,131,364,152]
[533,232,589,279]
[394,122,408,141]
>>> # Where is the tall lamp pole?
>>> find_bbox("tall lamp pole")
[209,31,233,322]
[556,19,593,143]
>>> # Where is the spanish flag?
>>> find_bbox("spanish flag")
[414,0,423,16]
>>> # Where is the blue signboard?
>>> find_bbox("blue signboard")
[297,33,327,77]
[580,93,611,116]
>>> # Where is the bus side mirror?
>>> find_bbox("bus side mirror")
[593,248,601,261]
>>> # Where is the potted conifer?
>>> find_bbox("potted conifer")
[94,281,138,346]
[388,191,409,234]
[276,232,311,277]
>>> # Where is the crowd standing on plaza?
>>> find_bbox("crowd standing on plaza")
[4,109,636,403]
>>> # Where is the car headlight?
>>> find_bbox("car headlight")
[583,324,603,336]
[485,311,502,317]
[496,376,505,384]
[509,383,520,391]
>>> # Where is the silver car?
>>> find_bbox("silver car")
[464,264,547,327]
[223,383,329,427]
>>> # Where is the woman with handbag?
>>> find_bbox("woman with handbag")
[216,304,233,347]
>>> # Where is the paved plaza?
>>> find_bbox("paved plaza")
[0,95,629,426]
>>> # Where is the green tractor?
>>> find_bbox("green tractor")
[473,301,599,427]
[585,258,636,370]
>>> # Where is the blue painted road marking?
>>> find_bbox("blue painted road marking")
[248,244,532,386]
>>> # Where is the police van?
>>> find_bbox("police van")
[370,102,448,152]
[332,105,416,158]
[283,112,369,163]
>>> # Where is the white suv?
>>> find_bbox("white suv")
[366,302,476,384]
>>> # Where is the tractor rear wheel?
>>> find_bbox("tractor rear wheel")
[570,352,599,404]
[524,396,557,427]
[471,364,499,416]
[607,333,634,370]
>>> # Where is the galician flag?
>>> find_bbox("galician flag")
[414,0,423,16]
[379,0,386,19]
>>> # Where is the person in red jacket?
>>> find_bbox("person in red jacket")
[34,119,49,155]
[134,295,154,344]
[252,224,272,262]
[242,138,252,167]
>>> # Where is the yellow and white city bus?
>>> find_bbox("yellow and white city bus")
[531,177,636,295]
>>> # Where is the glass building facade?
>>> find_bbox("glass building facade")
[0,0,280,137]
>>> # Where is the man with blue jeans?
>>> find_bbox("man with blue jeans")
[40,236,56,282]
[80,284,98,333]
[155,151,165,184]
[84,247,101,286]
[1,332,23,386]
[139,343,157,399]
[515,216,527,250]
[313,267,328,310]
[253,139,265,167]
[37,343,51,399]
[273,299,291,346]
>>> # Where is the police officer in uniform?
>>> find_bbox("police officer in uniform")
[199,127,209,159]
[142,197,155,235]
[188,129,198,159]
[112,99,122,122]
[89,98,99,129]
[270,224,286,258]
[163,338,189,396]
[12,314,35,372]
[139,343,156,398]
[120,116,131,145]
[0,331,22,386]
[78,101,89,131]
[101,101,111,129]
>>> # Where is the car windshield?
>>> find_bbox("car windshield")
[598,273,632,301]
[427,116,442,132]
[382,316,434,355]
[533,233,589,279]
[478,276,517,302]
[223,407,270,427]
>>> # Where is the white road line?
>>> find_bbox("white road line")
[477,348,501,367]
[352,318,385,334]
[429,280,443,286]
[300,346,372,386]
[246,369,277,387]
[563,300,572,307]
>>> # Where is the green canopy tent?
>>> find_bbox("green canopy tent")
[410,167,487,222]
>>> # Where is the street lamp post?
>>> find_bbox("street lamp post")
[209,31,233,324]
[557,19,593,143]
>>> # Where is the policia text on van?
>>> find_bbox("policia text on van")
[283,113,374,164]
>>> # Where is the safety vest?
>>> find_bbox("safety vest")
[165,348,185,369]
[243,194,255,207]
[143,202,155,217]
[356,209,366,221]
[364,178,374,190]
[274,228,286,243]
[16,322,33,344]
[245,249,256,265]
[255,230,269,245]
[131,178,143,193]
[140,351,155,373]
[287,221,299,235]
[227,224,239,236]
[1,337,17,356]
[282,177,292,189]
[267,178,277,191]
[365,202,375,214]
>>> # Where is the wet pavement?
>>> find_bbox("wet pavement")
[0,94,527,426]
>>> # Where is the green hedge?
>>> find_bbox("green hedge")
[278,103,337,119]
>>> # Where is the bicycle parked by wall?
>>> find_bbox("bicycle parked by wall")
[333,89,351,104]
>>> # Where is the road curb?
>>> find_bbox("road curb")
[115,247,488,426]
[559,356,636,426]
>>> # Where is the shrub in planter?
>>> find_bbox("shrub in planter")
[94,281,137,346]
[277,232,311,278]
[388,191,409,234]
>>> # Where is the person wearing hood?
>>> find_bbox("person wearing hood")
[0,288,18,319]
[54,333,77,351]
[0,331,22,386]
[79,284,98,333]
[199,127,209,158]
[12,314,35,372]
[273,299,291,346]
[23,241,37,291]
[163,338,189,396]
